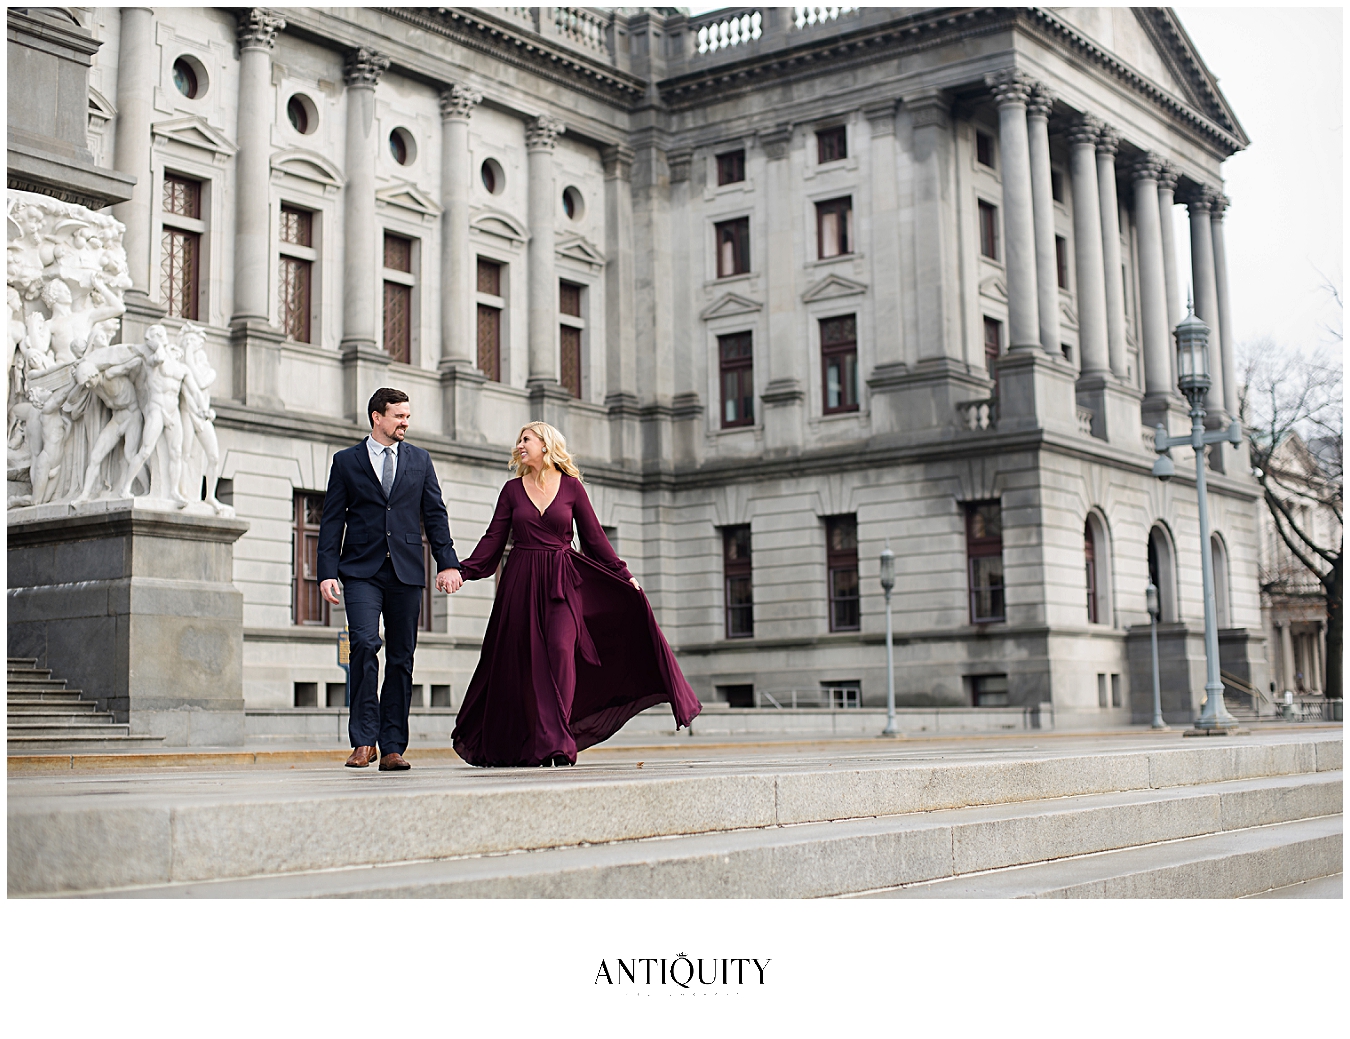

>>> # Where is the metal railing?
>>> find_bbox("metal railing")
[755,687,861,709]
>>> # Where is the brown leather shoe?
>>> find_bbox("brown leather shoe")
[345,745,377,768]
[378,751,411,771]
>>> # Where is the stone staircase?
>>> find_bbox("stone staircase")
[6,658,165,754]
[9,731,1339,898]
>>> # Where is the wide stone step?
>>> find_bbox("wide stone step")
[6,678,71,690]
[7,702,103,715]
[60,771,1342,898]
[8,658,39,668]
[8,722,133,737]
[7,691,87,704]
[859,815,1342,899]
[9,733,1340,897]
[7,734,166,755]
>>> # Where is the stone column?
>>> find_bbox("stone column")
[760,125,804,454]
[1026,84,1060,356]
[227,9,286,408]
[1132,154,1172,423]
[1157,163,1183,338]
[865,100,903,371]
[110,7,159,318]
[340,47,390,420]
[1210,193,1238,419]
[602,143,641,466]
[1095,125,1128,378]
[525,113,567,422]
[436,84,485,441]
[1279,622,1295,692]
[232,9,284,323]
[1187,188,1225,420]
[1311,625,1324,693]
[986,70,1040,351]
[1067,117,1109,376]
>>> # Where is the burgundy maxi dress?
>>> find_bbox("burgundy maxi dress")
[451,474,701,766]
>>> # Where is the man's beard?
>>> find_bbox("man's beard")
[391,427,406,440]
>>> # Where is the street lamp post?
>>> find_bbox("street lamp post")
[879,542,899,737]
[1145,583,1168,730]
[1151,303,1244,733]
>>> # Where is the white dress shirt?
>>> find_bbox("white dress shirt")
[365,436,399,487]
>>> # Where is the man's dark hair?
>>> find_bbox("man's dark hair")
[368,387,409,426]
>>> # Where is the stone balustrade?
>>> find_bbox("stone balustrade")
[694,9,762,54]
[957,399,998,432]
[553,6,609,54]
[1077,406,1096,437]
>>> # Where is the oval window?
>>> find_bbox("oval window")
[286,94,316,135]
[481,158,504,195]
[389,127,416,166]
[562,185,584,221]
[172,56,205,99]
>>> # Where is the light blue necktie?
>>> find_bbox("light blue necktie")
[380,445,394,498]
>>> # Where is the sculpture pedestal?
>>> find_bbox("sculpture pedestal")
[7,502,250,746]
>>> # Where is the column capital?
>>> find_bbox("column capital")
[602,143,636,180]
[862,99,899,134]
[1025,83,1054,119]
[1209,192,1231,218]
[525,113,566,151]
[344,47,390,88]
[235,8,285,51]
[903,89,951,130]
[1066,114,1101,147]
[1130,153,1164,183]
[1185,184,1221,214]
[985,68,1035,108]
[438,83,482,121]
[1095,123,1121,157]
[1156,161,1181,193]
[759,125,793,161]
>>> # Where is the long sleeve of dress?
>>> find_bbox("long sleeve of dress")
[572,477,634,581]
[457,482,514,581]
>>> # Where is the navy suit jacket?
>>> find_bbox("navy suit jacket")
[316,440,460,586]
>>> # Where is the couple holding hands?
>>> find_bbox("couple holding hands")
[317,387,700,771]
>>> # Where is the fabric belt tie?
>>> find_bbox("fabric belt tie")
[512,545,600,666]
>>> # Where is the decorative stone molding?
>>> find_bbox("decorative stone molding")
[343,47,390,88]
[235,8,285,51]
[1026,83,1055,119]
[602,143,635,180]
[904,90,951,130]
[438,83,482,121]
[985,68,1035,107]
[1209,192,1230,218]
[1095,123,1121,157]
[1156,162,1181,193]
[7,189,228,514]
[1131,153,1164,183]
[525,113,566,151]
[862,99,898,134]
[666,148,692,184]
[1066,115,1101,147]
[759,125,793,161]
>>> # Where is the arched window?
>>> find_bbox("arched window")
[1148,524,1178,622]
[1084,511,1112,626]
[1210,533,1231,629]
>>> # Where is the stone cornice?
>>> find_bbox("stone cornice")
[377,7,645,106]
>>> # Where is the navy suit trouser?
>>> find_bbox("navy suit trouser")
[343,556,423,754]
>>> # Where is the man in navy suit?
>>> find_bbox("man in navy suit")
[317,387,462,771]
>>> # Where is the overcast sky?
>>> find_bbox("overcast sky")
[683,4,1344,353]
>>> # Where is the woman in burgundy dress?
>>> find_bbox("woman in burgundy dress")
[450,421,701,767]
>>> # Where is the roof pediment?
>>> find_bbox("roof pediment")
[270,148,344,189]
[376,181,443,219]
[151,116,236,157]
[701,291,762,321]
[801,272,867,303]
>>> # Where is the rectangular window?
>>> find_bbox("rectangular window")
[160,228,200,320]
[975,130,995,168]
[293,492,329,627]
[970,674,1009,707]
[816,197,853,259]
[723,525,753,638]
[477,304,500,382]
[817,126,847,164]
[477,257,501,295]
[1051,169,1064,202]
[559,279,584,398]
[978,200,999,260]
[718,332,754,428]
[294,682,319,708]
[163,174,201,219]
[278,205,315,343]
[965,500,1005,623]
[1055,235,1069,290]
[983,316,1002,397]
[326,682,347,708]
[382,232,414,364]
[820,314,858,413]
[716,149,745,186]
[1085,524,1098,624]
[715,217,750,277]
[825,514,859,632]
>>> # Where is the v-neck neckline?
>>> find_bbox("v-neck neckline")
[522,473,562,517]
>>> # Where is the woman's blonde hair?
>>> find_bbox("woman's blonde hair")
[509,420,581,480]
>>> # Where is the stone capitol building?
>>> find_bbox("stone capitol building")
[8,6,1269,744]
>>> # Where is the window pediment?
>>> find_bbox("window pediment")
[376,181,443,219]
[701,292,762,321]
[151,115,236,158]
[555,231,605,271]
[470,208,529,249]
[978,275,1008,302]
[270,148,345,189]
[801,272,867,303]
